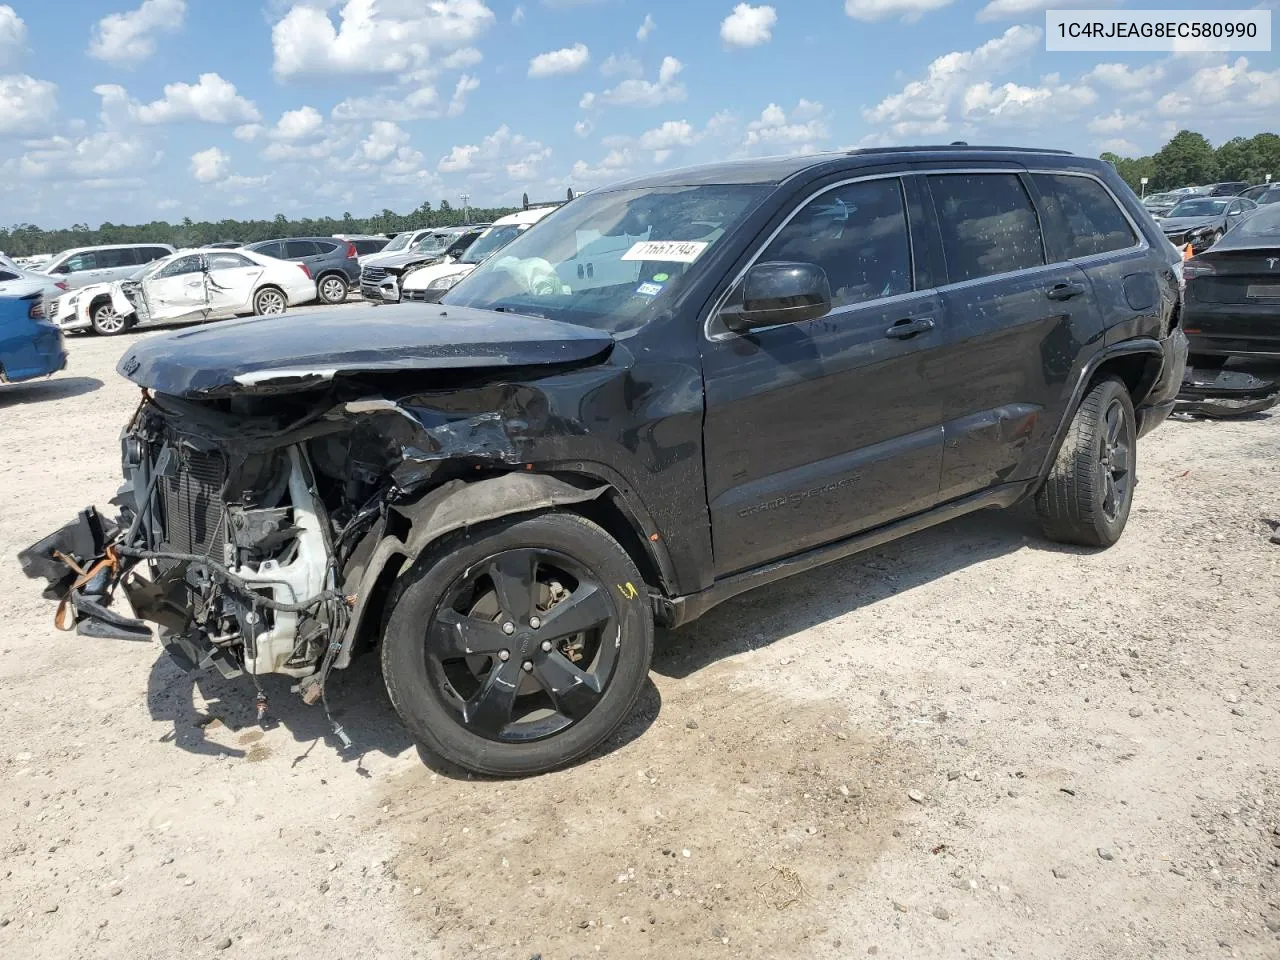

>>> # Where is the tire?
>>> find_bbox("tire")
[382,511,653,777]
[1036,376,1137,548]
[252,286,287,316]
[90,298,131,336]
[317,274,348,305]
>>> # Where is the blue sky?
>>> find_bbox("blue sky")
[1,0,1277,227]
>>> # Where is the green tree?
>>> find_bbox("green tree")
[1216,133,1280,183]
[1152,130,1218,189]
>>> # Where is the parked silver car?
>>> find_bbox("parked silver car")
[38,243,176,290]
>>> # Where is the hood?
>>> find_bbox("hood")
[1160,216,1219,232]
[366,249,451,272]
[116,303,614,397]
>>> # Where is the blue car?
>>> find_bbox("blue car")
[0,292,67,384]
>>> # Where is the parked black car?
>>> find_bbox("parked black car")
[1158,196,1257,252]
[1206,181,1249,198]
[241,237,360,304]
[21,146,1187,777]
[1182,204,1280,364]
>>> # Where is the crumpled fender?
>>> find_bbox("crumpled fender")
[335,473,608,667]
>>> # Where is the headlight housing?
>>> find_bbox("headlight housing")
[427,273,464,291]
[1187,225,1215,239]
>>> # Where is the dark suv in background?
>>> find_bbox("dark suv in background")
[241,237,359,304]
[24,146,1188,779]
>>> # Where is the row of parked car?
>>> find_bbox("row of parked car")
[1140,180,1279,255]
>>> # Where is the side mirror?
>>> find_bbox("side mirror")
[720,261,832,333]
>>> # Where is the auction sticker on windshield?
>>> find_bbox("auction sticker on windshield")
[621,241,709,263]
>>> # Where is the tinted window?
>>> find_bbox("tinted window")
[141,247,171,262]
[1031,174,1138,259]
[760,178,912,308]
[62,252,97,272]
[251,240,284,258]
[156,255,204,278]
[929,174,1045,282]
[352,238,387,255]
[207,252,254,270]
[96,248,139,269]
[313,240,340,255]
[285,240,319,258]
[0,270,19,282]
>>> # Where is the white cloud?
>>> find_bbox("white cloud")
[1084,61,1167,91]
[11,86,162,182]
[600,53,643,78]
[272,105,324,140]
[271,0,496,78]
[441,45,483,69]
[0,5,27,69]
[234,123,264,142]
[583,55,686,109]
[332,84,442,123]
[574,118,592,137]
[720,4,776,48]
[88,0,185,65]
[637,13,655,41]
[189,145,229,183]
[745,99,829,154]
[512,3,525,24]
[844,0,953,21]
[449,73,479,116]
[361,120,408,161]
[528,42,590,78]
[1087,110,1142,136]
[976,0,1107,20]
[571,148,632,187]
[135,72,260,124]
[638,119,696,150]
[1155,57,1280,120]
[0,74,56,133]
[1098,137,1142,156]
[863,25,1040,136]
[962,78,1097,125]
[437,125,550,183]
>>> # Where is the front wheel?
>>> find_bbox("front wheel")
[253,286,287,316]
[1036,376,1137,548]
[317,274,348,304]
[91,300,131,336]
[382,512,654,777]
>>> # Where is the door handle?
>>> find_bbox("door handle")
[1046,281,1087,301]
[884,317,935,339]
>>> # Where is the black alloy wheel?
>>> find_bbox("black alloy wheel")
[382,512,653,777]
[428,548,619,743]
[1098,396,1132,524]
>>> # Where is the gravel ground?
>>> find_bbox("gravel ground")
[1,317,1278,959]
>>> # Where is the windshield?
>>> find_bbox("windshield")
[443,185,769,331]
[413,232,455,255]
[1169,199,1228,218]
[458,223,526,265]
[381,233,413,253]
[1235,206,1280,238]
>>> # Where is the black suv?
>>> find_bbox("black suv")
[21,146,1187,778]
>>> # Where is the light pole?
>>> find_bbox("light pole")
[459,192,470,223]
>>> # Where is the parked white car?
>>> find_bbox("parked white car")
[396,206,561,303]
[50,248,316,335]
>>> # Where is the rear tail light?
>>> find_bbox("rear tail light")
[54,281,69,291]
[346,243,358,259]
[27,298,44,319]
[298,263,312,279]
[1182,258,1215,280]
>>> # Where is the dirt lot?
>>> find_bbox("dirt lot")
[2,319,1278,959]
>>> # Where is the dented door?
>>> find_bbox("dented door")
[139,254,210,324]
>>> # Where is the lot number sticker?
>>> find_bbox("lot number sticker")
[621,240,709,263]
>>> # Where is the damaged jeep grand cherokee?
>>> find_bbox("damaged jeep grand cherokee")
[21,147,1187,777]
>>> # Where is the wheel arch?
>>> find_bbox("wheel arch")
[1033,339,1162,488]
[334,471,672,668]
[253,283,287,310]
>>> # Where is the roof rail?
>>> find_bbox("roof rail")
[846,144,1074,156]
[523,187,576,211]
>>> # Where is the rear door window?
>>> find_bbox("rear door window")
[285,240,319,259]
[96,248,140,269]
[759,177,913,308]
[928,173,1046,283]
[252,241,284,259]
[1031,174,1138,259]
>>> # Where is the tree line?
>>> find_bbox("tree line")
[1102,130,1278,194]
[0,200,525,258]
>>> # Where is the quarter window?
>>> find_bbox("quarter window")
[1031,174,1138,259]
[928,174,1045,282]
[759,178,912,309]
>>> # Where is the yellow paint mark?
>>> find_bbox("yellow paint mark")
[617,582,639,601]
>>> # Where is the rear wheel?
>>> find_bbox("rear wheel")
[382,512,653,777]
[317,274,348,304]
[90,299,130,336]
[1036,376,1137,548]
[252,286,287,316]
